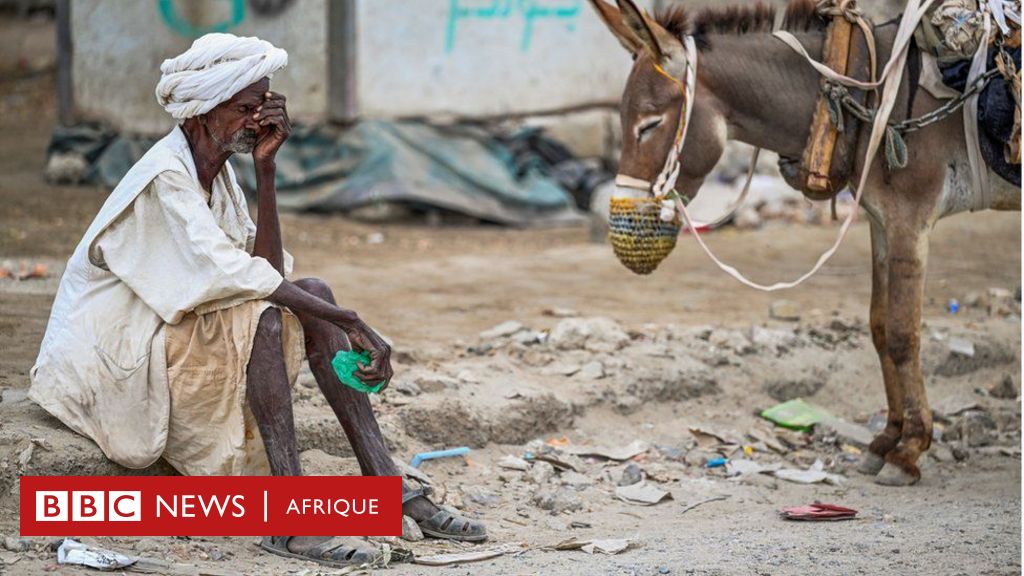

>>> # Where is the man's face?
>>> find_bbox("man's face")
[203,77,270,154]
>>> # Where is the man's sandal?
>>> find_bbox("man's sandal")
[259,536,381,568]
[402,487,488,542]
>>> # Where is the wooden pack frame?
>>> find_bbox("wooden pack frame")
[794,15,872,201]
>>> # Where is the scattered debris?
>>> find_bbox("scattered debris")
[725,459,780,477]
[2,537,30,553]
[688,427,736,449]
[769,300,802,321]
[0,260,49,281]
[614,481,672,506]
[413,548,508,566]
[542,307,579,318]
[497,455,531,471]
[815,417,874,448]
[989,374,1019,399]
[679,495,730,515]
[617,462,643,486]
[401,515,424,542]
[780,502,858,521]
[705,457,727,468]
[410,446,470,468]
[773,459,844,485]
[533,486,583,513]
[760,399,833,432]
[526,461,556,484]
[57,538,135,570]
[948,337,976,358]
[548,317,630,352]
[563,440,648,461]
[987,287,1018,317]
[479,320,525,340]
[553,537,632,555]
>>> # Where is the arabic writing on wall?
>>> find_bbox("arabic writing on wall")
[445,0,582,53]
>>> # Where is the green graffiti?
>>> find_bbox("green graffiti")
[445,0,581,53]
[158,0,246,38]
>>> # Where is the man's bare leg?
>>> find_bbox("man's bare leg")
[247,308,300,476]
[248,307,378,564]
[291,278,485,540]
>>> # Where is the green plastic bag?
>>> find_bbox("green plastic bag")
[760,398,833,432]
[331,350,385,394]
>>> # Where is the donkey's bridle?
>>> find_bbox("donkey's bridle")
[613,35,698,213]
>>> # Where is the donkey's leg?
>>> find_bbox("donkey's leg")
[876,227,933,486]
[858,218,904,476]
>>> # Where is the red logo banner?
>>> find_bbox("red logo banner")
[20,476,403,537]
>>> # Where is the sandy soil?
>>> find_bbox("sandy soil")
[0,70,1021,576]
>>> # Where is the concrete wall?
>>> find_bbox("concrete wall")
[69,0,649,133]
[70,0,326,134]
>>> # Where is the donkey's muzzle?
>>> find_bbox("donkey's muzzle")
[608,195,680,275]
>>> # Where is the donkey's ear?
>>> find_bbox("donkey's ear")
[615,0,684,67]
[587,0,643,54]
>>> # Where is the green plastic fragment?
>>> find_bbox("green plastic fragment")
[331,350,385,394]
[760,398,834,432]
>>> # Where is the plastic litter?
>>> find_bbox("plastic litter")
[57,539,135,570]
[780,502,858,521]
[948,298,960,313]
[760,398,834,432]
[410,446,470,468]
[331,350,385,394]
[706,457,727,468]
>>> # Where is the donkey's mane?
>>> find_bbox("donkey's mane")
[655,0,826,50]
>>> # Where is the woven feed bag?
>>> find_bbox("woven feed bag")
[608,195,680,275]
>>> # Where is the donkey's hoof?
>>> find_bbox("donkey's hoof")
[874,462,919,486]
[857,452,886,476]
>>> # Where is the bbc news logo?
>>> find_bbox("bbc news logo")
[21,476,401,536]
[35,491,141,522]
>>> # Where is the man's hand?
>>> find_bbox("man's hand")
[253,91,291,163]
[339,320,394,391]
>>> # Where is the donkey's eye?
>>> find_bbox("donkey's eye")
[636,116,664,140]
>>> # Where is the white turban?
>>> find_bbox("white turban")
[155,33,288,120]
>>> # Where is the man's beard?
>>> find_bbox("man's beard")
[223,129,257,154]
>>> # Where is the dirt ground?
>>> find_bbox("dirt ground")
[0,70,1021,576]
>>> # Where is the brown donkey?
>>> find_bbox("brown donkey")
[590,0,1020,485]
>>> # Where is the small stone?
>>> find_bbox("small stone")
[415,374,458,393]
[401,515,424,542]
[618,462,643,486]
[498,455,531,471]
[577,361,605,380]
[963,291,985,308]
[989,374,1018,399]
[480,320,525,340]
[951,445,970,461]
[527,461,556,485]
[960,410,997,447]
[948,337,975,358]
[769,300,802,322]
[2,537,30,553]
[543,307,579,318]
[532,486,583,513]
[560,471,593,489]
[393,380,422,396]
[456,369,480,383]
[548,317,629,352]
[988,287,1018,317]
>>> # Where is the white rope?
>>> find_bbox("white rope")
[661,0,932,291]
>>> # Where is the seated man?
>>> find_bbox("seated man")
[30,33,485,567]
